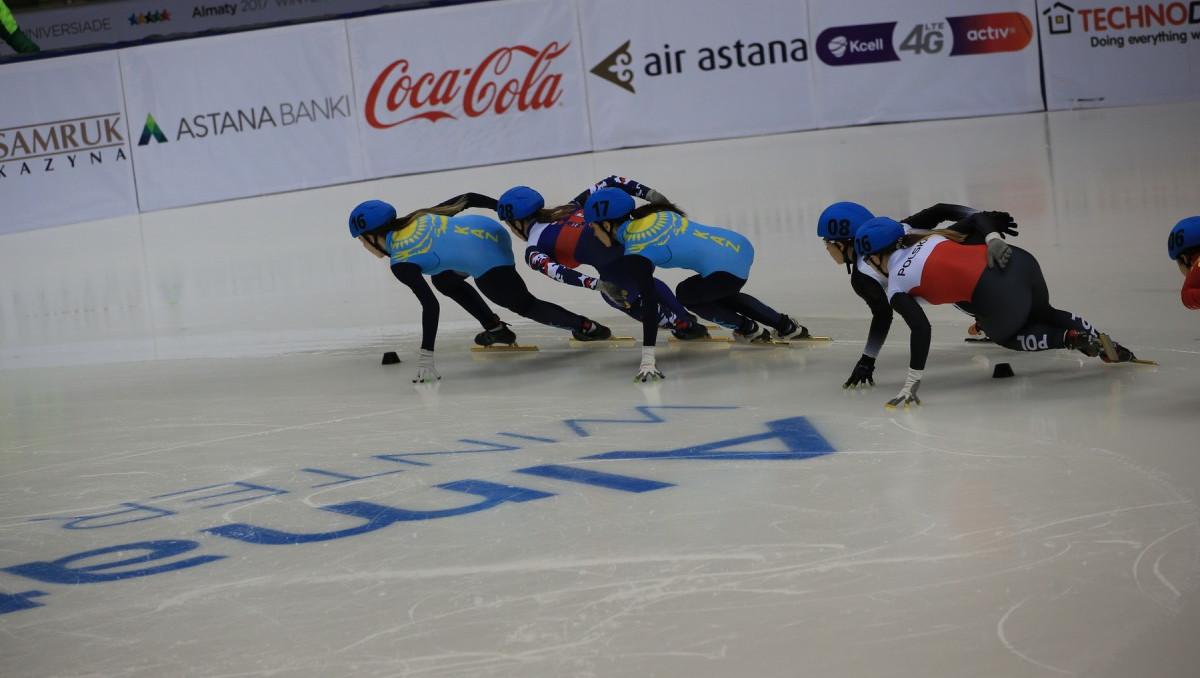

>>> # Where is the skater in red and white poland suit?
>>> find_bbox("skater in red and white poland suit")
[852,218,1137,408]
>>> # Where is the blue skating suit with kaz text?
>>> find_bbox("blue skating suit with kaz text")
[618,211,754,279]
[388,214,515,278]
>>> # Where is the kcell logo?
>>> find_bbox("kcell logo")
[947,12,1034,55]
[365,42,569,129]
[817,23,899,65]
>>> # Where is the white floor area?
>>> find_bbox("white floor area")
[2,102,1199,678]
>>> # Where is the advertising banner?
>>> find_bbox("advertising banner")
[809,0,1043,128]
[1038,0,1200,109]
[0,52,137,234]
[348,0,591,179]
[579,0,818,151]
[121,22,363,212]
[3,0,431,56]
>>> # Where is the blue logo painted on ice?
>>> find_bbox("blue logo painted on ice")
[0,406,835,615]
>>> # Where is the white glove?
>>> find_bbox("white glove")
[635,346,665,382]
[885,368,922,408]
[645,188,668,204]
[985,232,1012,270]
[413,349,441,383]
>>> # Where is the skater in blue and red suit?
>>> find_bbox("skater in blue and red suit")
[584,187,812,382]
[1168,216,1200,310]
[494,176,710,341]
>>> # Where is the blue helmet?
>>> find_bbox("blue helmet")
[1167,216,1200,260]
[349,200,397,238]
[854,217,905,258]
[497,186,544,222]
[584,187,635,224]
[818,202,874,240]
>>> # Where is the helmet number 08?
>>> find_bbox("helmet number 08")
[498,204,515,221]
[827,218,852,237]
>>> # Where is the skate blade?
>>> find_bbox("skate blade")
[1129,358,1158,366]
[789,335,832,342]
[569,336,635,348]
[1097,333,1119,362]
[669,336,734,344]
[471,344,539,352]
[964,336,993,343]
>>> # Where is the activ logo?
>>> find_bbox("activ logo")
[364,42,570,129]
[947,12,1034,55]
[817,13,1034,65]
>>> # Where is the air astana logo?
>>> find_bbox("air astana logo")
[591,39,636,93]
[364,42,570,128]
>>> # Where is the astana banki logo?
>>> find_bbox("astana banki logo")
[138,113,168,145]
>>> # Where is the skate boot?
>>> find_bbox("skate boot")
[671,321,711,341]
[1064,329,1103,357]
[475,321,517,347]
[572,319,612,341]
[1098,334,1136,363]
[965,322,992,342]
[733,321,773,344]
[774,314,811,341]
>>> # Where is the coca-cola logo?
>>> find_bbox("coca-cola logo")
[365,42,570,128]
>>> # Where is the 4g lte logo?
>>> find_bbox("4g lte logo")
[817,11,1033,65]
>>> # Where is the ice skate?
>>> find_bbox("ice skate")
[474,321,516,347]
[571,320,612,342]
[773,314,811,341]
[1064,329,1103,357]
[732,322,774,345]
[1098,334,1144,364]
[671,322,711,341]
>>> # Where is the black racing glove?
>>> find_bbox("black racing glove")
[980,211,1018,238]
[843,354,876,389]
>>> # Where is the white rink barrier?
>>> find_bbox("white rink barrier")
[1037,0,1200,109]
[1,0,1197,233]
